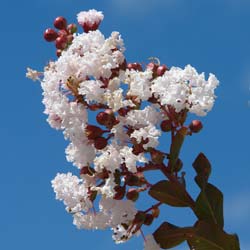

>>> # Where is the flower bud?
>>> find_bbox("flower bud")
[127,63,142,71]
[82,22,100,33]
[160,120,172,132]
[85,125,104,140]
[114,186,126,200]
[94,137,107,150]
[134,211,146,224]
[156,64,168,76]
[126,188,139,201]
[58,29,68,38]
[44,28,58,42]
[189,120,203,133]
[54,16,67,30]
[144,214,154,226]
[55,36,68,50]
[80,166,95,176]
[96,109,116,129]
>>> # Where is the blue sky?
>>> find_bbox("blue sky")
[0,0,250,249]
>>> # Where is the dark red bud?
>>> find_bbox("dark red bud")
[126,188,139,201]
[96,110,116,129]
[58,29,68,37]
[54,16,67,30]
[44,28,58,42]
[94,137,107,150]
[127,63,142,71]
[85,125,104,140]
[80,166,95,176]
[82,21,100,33]
[114,186,126,200]
[144,214,154,226]
[156,65,168,76]
[160,120,172,132]
[118,108,129,117]
[189,120,203,133]
[55,36,67,50]
[134,211,146,224]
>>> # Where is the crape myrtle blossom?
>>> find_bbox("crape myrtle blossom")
[27,8,221,250]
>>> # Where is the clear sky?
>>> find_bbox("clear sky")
[0,0,249,249]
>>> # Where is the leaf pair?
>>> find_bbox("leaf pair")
[153,220,240,250]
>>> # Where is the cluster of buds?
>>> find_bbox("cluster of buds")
[43,16,77,56]
[27,8,240,250]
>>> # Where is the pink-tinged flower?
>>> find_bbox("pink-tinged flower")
[77,9,104,32]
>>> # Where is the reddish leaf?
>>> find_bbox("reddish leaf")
[188,220,240,250]
[192,153,211,188]
[153,222,194,249]
[195,183,224,229]
[149,180,193,207]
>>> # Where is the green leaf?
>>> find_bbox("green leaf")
[195,183,224,229]
[153,222,194,249]
[148,180,193,207]
[169,128,186,171]
[188,221,240,250]
[192,153,211,188]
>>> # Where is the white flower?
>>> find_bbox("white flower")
[124,106,162,128]
[52,173,92,213]
[151,65,219,115]
[73,212,109,230]
[77,9,104,26]
[144,235,161,250]
[131,124,161,149]
[120,146,147,173]
[125,69,153,101]
[78,80,105,103]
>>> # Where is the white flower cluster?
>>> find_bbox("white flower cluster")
[151,65,219,116]
[27,8,219,250]
[77,9,104,26]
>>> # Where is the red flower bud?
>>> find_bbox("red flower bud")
[127,63,142,71]
[55,36,67,50]
[189,120,203,133]
[144,214,154,226]
[96,110,116,129]
[54,16,67,30]
[85,125,104,140]
[126,188,139,201]
[44,28,58,42]
[114,186,126,200]
[58,29,68,37]
[82,21,100,33]
[94,137,107,150]
[160,120,172,132]
[156,64,168,76]
[80,166,95,176]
